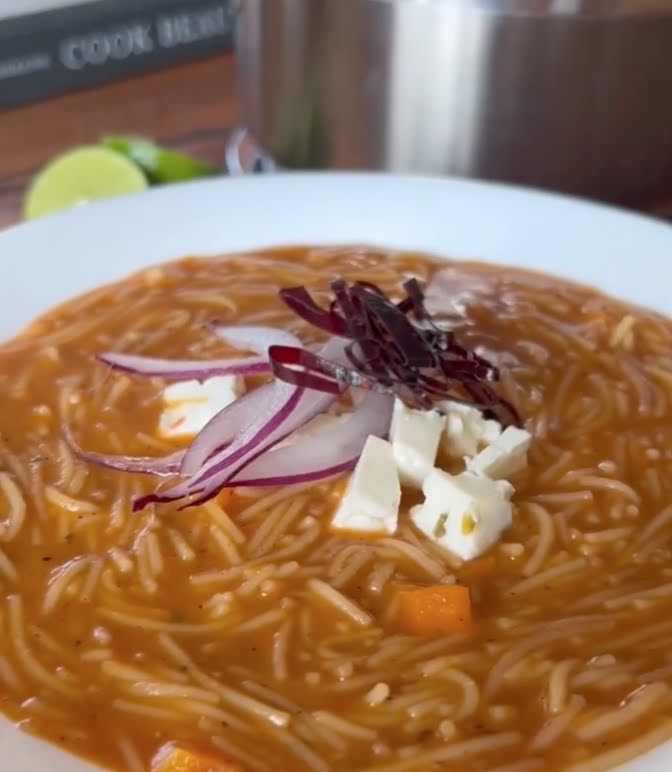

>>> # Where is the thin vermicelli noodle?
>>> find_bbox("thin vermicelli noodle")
[520,503,555,577]
[0,473,26,542]
[0,247,672,770]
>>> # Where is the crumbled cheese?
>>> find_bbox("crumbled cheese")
[389,398,443,489]
[440,400,502,458]
[158,376,245,440]
[466,425,532,479]
[332,435,401,535]
[411,469,513,561]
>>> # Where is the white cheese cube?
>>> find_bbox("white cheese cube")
[440,401,502,458]
[158,376,245,440]
[411,469,513,561]
[389,399,443,489]
[466,425,532,479]
[332,435,401,535]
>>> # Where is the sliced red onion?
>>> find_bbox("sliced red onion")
[230,390,394,486]
[97,352,269,381]
[177,383,272,477]
[211,325,301,356]
[184,339,347,496]
[193,336,346,485]
[183,390,336,507]
[193,381,306,483]
[100,325,299,381]
[177,328,305,478]
[134,337,346,510]
[134,380,306,509]
[63,425,184,477]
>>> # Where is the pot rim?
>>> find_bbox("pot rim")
[352,0,672,18]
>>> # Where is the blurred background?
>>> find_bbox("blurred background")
[0,0,236,226]
[1,0,672,226]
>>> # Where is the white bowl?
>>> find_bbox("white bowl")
[1,173,671,771]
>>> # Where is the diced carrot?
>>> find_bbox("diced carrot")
[395,584,473,637]
[456,555,495,583]
[152,744,245,772]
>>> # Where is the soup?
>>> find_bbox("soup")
[1,246,672,772]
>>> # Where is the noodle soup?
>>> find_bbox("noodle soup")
[1,246,672,772]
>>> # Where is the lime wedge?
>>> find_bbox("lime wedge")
[24,146,148,220]
[102,136,217,185]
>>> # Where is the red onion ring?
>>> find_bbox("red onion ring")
[134,338,346,510]
[98,325,301,381]
[177,383,272,477]
[230,390,394,487]
[97,352,269,381]
[177,328,306,476]
[63,425,184,477]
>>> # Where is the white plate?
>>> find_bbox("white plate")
[1,173,671,771]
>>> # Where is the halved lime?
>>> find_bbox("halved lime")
[24,146,149,220]
[102,135,217,185]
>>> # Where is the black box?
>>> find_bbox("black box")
[0,0,235,109]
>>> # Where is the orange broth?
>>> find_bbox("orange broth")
[0,247,670,771]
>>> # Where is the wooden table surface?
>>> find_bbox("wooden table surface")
[0,54,236,230]
[1,51,671,229]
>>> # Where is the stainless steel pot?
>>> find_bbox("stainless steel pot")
[236,0,672,206]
